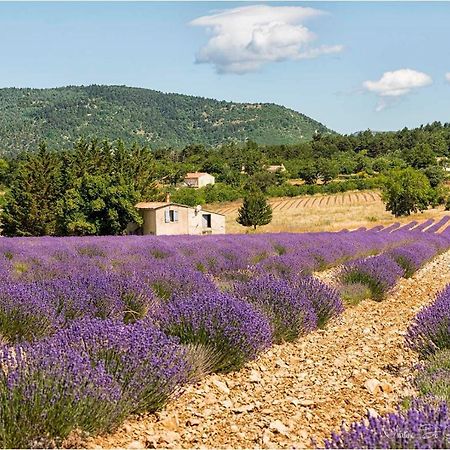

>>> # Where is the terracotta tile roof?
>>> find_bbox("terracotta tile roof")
[135,202,169,209]
[185,172,210,178]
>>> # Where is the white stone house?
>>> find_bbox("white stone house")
[184,172,215,188]
[132,195,225,236]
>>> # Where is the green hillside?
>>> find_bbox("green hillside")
[0,85,331,155]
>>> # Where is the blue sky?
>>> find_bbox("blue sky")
[0,2,449,134]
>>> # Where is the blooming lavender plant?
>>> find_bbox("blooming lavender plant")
[388,242,438,278]
[0,281,60,342]
[233,275,317,342]
[0,339,122,448]
[292,276,344,328]
[156,292,272,372]
[340,254,404,301]
[60,318,193,413]
[414,350,450,402]
[406,285,450,357]
[324,399,450,449]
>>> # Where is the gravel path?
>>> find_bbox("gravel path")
[88,250,450,450]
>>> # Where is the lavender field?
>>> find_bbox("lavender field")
[1,226,450,447]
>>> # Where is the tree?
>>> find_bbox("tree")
[381,168,432,217]
[318,159,339,184]
[298,161,319,184]
[55,174,142,236]
[237,190,272,230]
[422,165,445,188]
[2,143,61,236]
[404,143,435,169]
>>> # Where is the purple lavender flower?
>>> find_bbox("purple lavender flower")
[292,276,344,328]
[155,292,272,373]
[233,274,317,343]
[0,338,122,448]
[59,318,193,413]
[388,242,438,278]
[406,285,450,357]
[340,254,404,301]
[324,399,450,449]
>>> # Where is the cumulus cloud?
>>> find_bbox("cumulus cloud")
[190,5,343,74]
[446,73,450,83]
[363,69,432,111]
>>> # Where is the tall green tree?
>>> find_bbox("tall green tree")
[55,174,142,236]
[381,167,432,217]
[2,143,61,236]
[237,190,272,230]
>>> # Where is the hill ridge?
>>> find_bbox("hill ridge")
[0,84,332,155]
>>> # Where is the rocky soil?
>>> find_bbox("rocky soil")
[87,250,450,450]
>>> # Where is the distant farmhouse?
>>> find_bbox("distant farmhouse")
[184,172,215,188]
[131,194,225,236]
[265,164,286,173]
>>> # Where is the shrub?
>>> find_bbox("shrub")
[406,285,450,357]
[388,242,437,278]
[339,282,371,305]
[0,281,59,343]
[324,399,450,449]
[0,339,122,448]
[414,350,450,402]
[156,292,272,373]
[61,319,192,413]
[233,275,317,343]
[292,276,344,328]
[340,254,404,301]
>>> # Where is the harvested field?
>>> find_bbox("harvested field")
[208,190,449,233]
[87,249,450,450]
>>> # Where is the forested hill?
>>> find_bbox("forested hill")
[0,85,332,155]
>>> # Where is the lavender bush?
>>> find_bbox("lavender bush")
[292,276,344,328]
[0,281,60,342]
[324,399,450,449]
[233,275,317,343]
[414,350,450,402]
[61,319,193,413]
[0,340,122,448]
[156,292,272,372]
[388,242,438,278]
[340,254,404,301]
[406,285,450,357]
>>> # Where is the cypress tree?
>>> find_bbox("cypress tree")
[237,190,272,230]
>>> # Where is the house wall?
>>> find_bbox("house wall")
[197,174,215,188]
[188,210,225,235]
[154,206,189,235]
[139,205,225,235]
[184,178,199,188]
[140,209,157,235]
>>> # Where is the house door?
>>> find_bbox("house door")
[202,214,211,228]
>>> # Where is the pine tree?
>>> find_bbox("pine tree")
[237,190,272,230]
[2,143,61,236]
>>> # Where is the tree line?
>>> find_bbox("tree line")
[1,120,450,235]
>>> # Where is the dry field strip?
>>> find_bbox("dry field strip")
[207,190,450,234]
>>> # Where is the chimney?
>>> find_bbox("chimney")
[165,192,171,203]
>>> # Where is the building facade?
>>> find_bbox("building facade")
[184,172,215,188]
[134,200,225,236]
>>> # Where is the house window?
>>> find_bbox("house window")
[202,213,212,228]
[165,209,178,223]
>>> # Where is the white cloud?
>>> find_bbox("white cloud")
[190,5,343,74]
[363,69,432,111]
[446,73,450,83]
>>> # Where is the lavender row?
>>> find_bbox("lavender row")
[339,237,450,301]
[325,285,450,448]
